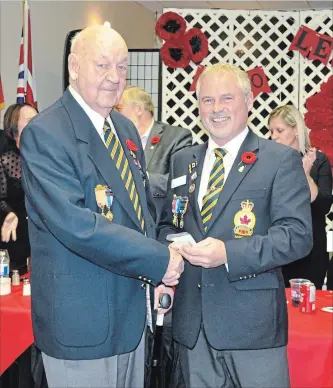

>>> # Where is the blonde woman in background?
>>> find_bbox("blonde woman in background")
[269,104,332,289]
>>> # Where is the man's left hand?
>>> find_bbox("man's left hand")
[179,237,227,268]
[154,284,174,315]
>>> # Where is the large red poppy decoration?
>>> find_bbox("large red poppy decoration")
[156,12,208,69]
[160,40,191,69]
[156,11,187,42]
[185,28,209,64]
[305,76,333,165]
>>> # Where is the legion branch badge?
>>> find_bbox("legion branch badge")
[95,184,114,221]
[234,200,256,238]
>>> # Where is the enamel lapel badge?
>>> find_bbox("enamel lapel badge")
[95,184,114,221]
[233,200,256,238]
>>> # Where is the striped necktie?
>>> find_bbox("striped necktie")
[201,148,227,233]
[103,120,145,231]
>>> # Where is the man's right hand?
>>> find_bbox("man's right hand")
[162,246,184,286]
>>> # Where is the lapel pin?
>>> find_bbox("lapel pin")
[189,183,195,193]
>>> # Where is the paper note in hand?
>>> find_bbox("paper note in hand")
[166,232,196,247]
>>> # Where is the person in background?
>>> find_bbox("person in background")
[0,126,16,155]
[116,86,192,222]
[20,25,183,388]
[0,102,38,274]
[269,104,332,290]
[116,87,192,388]
[157,63,312,388]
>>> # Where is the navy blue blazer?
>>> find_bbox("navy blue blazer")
[158,130,313,351]
[20,90,169,360]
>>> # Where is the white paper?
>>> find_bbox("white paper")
[171,175,187,188]
[327,231,333,253]
[166,232,196,246]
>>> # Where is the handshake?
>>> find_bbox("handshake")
[161,246,184,286]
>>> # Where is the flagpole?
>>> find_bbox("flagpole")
[23,0,28,98]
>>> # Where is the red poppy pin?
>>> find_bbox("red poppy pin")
[151,136,161,145]
[126,139,138,152]
[241,152,257,164]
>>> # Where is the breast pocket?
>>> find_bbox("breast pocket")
[231,188,267,201]
[230,189,268,238]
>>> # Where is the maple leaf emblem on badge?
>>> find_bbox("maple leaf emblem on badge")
[240,214,251,225]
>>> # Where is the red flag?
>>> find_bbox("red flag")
[0,75,4,111]
[16,0,37,108]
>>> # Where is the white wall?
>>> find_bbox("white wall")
[0,0,156,120]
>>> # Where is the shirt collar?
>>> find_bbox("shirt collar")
[207,127,249,159]
[69,85,112,136]
[141,119,155,141]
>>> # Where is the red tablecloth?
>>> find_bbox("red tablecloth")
[287,289,333,388]
[1,287,332,386]
[0,283,33,375]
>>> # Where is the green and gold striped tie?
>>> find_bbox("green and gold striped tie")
[201,148,227,233]
[103,120,145,231]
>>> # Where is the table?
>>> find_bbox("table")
[1,287,332,387]
[287,289,333,388]
[0,283,33,375]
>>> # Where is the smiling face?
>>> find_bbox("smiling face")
[198,72,253,146]
[269,116,299,151]
[69,28,128,118]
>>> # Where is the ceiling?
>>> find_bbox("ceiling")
[136,1,333,13]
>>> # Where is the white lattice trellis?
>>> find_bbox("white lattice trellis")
[162,9,333,145]
[299,10,333,116]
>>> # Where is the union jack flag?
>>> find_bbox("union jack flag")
[16,0,37,108]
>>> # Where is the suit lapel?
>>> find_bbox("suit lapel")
[144,122,164,168]
[208,130,259,233]
[187,144,207,236]
[61,90,142,231]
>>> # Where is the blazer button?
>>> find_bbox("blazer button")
[197,283,201,289]
[239,277,243,280]
[141,283,146,289]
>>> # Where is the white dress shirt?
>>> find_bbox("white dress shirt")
[198,127,249,210]
[140,119,155,150]
[69,86,115,143]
